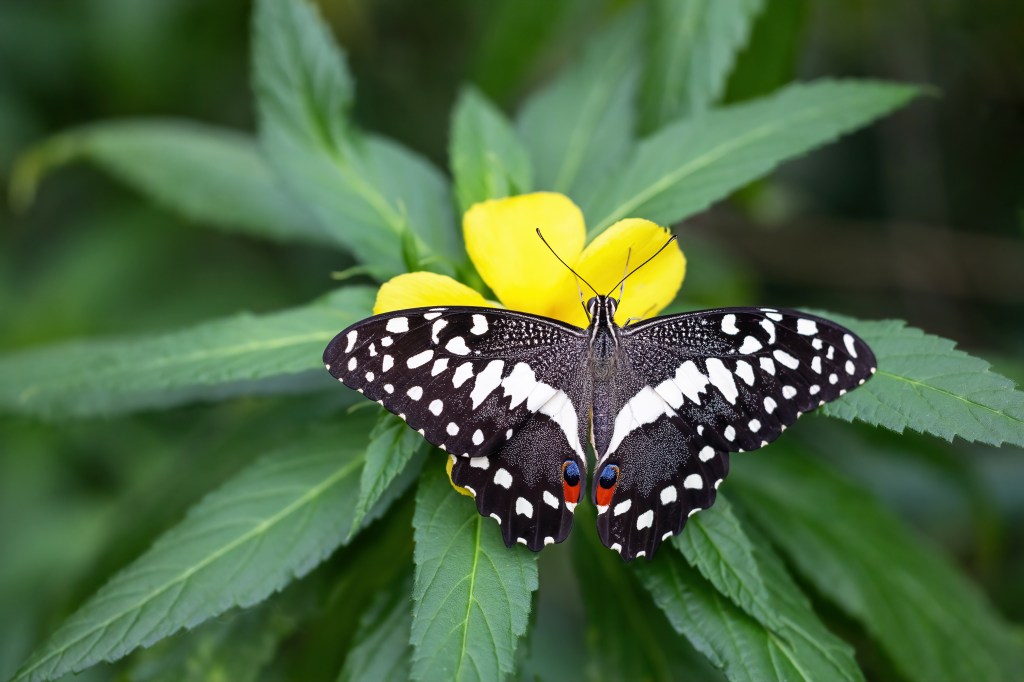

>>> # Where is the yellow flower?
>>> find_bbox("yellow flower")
[374,191,686,498]
[375,192,686,327]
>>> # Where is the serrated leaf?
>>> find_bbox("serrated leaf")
[817,313,1024,447]
[673,494,780,631]
[349,411,427,536]
[639,0,765,133]
[411,465,538,682]
[0,287,373,419]
[338,574,413,682]
[732,447,1024,682]
[12,412,416,682]
[252,0,458,277]
[450,86,532,214]
[9,120,327,246]
[637,522,864,682]
[581,79,921,235]
[516,8,641,201]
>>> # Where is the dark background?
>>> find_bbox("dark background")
[1,0,1022,678]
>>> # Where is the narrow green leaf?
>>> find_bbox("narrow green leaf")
[582,79,921,235]
[516,8,641,200]
[9,120,327,246]
[636,545,863,682]
[252,0,458,277]
[411,465,538,682]
[450,86,532,214]
[674,495,780,631]
[338,575,413,682]
[732,447,1024,682]
[818,313,1024,447]
[639,0,765,133]
[12,412,414,682]
[349,411,427,536]
[0,287,374,419]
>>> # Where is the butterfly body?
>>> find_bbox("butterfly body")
[324,296,875,561]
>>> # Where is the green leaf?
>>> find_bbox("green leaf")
[818,313,1024,447]
[516,8,641,201]
[0,287,374,419]
[450,86,532,214]
[252,0,458,277]
[732,447,1024,682]
[12,412,415,682]
[349,411,427,536]
[411,465,538,682]
[636,543,863,682]
[9,120,328,246]
[581,79,921,235]
[338,575,413,682]
[639,0,765,133]
[674,495,780,631]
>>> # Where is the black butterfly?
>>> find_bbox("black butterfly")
[323,241,875,561]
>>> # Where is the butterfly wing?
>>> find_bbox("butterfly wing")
[593,307,876,560]
[323,306,591,550]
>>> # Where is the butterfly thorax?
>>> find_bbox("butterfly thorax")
[586,296,620,380]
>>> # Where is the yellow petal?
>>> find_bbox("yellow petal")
[373,272,495,315]
[446,455,475,498]
[464,192,585,316]
[547,219,686,327]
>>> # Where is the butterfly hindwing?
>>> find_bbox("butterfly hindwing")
[592,307,875,560]
[324,306,591,547]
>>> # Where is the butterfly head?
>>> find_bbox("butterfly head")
[586,296,618,324]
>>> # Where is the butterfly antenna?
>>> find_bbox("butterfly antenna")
[616,246,632,302]
[535,229,599,297]
[605,234,678,297]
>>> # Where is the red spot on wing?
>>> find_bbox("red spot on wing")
[595,480,617,507]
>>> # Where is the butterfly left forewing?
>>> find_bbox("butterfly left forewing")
[324,306,591,549]
[592,307,875,560]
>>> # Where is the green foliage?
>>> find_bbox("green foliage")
[10,121,327,246]
[411,466,537,682]
[0,287,374,419]
[823,313,1024,447]
[4,1,1022,681]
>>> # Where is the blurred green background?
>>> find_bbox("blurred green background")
[1,0,1022,679]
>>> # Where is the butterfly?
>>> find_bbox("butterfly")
[323,235,876,561]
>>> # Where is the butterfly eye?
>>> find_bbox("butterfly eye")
[595,464,619,507]
[562,460,581,503]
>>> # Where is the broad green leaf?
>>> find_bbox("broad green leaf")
[639,0,765,133]
[9,120,328,246]
[636,545,863,682]
[252,0,458,277]
[516,8,641,202]
[724,0,809,102]
[582,79,921,235]
[674,495,780,631]
[411,466,538,682]
[450,86,532,213]
[349,411,427,536]
[338,575,413,682]
[0,287,374,419]
[13,413,417,682]
[821,313,1024,447]
[732,447,1024,682]
[571,513,720,682]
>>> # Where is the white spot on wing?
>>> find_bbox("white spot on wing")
[782,385,797,399]
[407,386,423,400]
[386,317,408,333]
[382,355,394,372]
[607,387,672,455]
[724,425,736,441]
[445,336,470,355]
[423,312,442,321]
[760,319,776,344]
[543,491,559,509]
[430,319,448,343]
[683,474,703,489]
[699,446,715,462]
[428,399,443,416]
[721,314,739,335]
[613,499,632,516]
[452,362,474,388]
[447,422,460,436]
[348,357,357,371]
[734,360,755,386]
[471,315,488,335]
[674,361,710,404]
[660,486,677,504]
[494,468,513,488]
[472,429,484,445]
[431,358,449,376]
[846,360,856,375]
[470,360,504,408]
[706,358,738,404]
[843,333,858,358]
[764,396,777,414]
[345,330,358,353]
[749,418,761,432]
[773,349,800,369]
[407,349,433,368]
[636,510,654,530]
[797,319,818,336]
[739,336,762,354]
[516,497,534,518]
